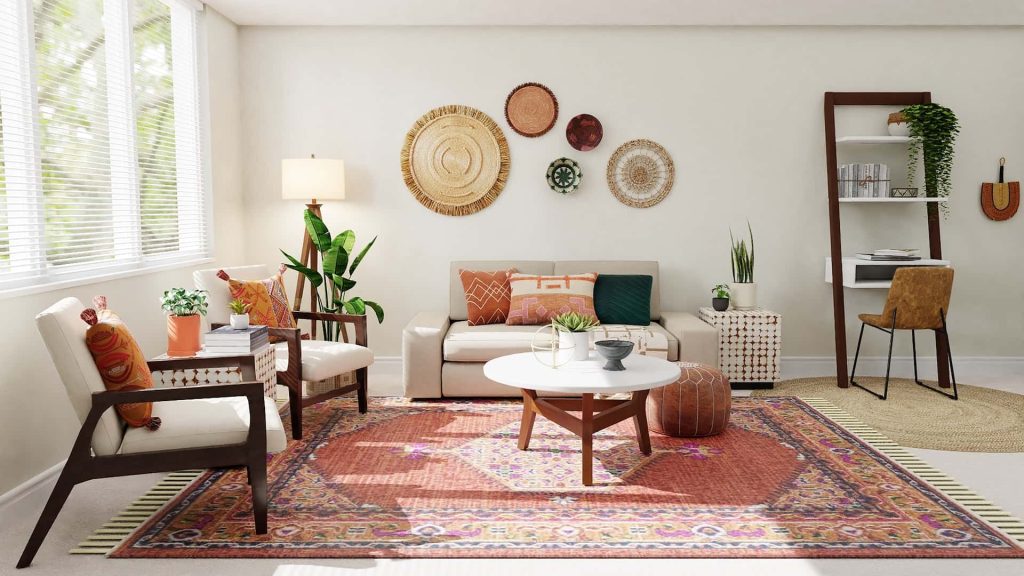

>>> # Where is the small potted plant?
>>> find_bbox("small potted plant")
[553,311,600,362]
[711,284,730,311]
[729,222,756,310]
[160,288,208,357]
[228,298,250,330]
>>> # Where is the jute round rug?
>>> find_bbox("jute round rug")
[753,378,1024,452]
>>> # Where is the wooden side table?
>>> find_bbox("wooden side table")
[697,307,781,390]
[151,345,278,399]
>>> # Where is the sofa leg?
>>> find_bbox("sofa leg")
[288,385,303,440]
[357,367,368,414]
[17,465,79,568]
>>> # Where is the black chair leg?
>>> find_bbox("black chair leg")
[851,309,896,400]
[288,385,303,440]
[357,367,368,414]
[849,322,865,383]
[17,465,79,568]
[881,314,896,400]
[914,309,958,400]
[911,330,923,385]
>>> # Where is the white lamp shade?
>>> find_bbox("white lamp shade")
[281,158,346,201]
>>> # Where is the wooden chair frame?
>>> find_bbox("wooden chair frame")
[17,357,268,569]
[274,310,369,440]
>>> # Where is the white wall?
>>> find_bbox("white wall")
[0,8,243,496]
[239,26,1024,361]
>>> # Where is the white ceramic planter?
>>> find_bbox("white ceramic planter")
[729,282,757,310]
[229,313,250,330]
[560,330,592,361]
[887,121,910,137]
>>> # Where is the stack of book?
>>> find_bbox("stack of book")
[856,249,921,261]
[204,325,270,354]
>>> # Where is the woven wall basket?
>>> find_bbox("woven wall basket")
[400,105,511,216]
[606,139,675,208]
[504,82,558,137]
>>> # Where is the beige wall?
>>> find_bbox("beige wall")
[238,26,1024,360]
[0,8,243,496]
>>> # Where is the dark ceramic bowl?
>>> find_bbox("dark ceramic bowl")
[594,340,634,371]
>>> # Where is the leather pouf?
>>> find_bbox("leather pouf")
[647,362,731,437]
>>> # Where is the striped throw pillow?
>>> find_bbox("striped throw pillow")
[507,273,598,325]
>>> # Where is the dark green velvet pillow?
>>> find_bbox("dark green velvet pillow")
[593,274,652,326]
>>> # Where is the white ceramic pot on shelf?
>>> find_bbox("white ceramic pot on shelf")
[229,313,250,330]
[729,282,757,310]
[887,121,910,137]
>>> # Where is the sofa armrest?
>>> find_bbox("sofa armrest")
[659,311,719,368]
[402,312,450,398]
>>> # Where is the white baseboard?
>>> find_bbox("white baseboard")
[781,355,1024,382]
[0,458,65,511]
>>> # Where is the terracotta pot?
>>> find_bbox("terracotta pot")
[167,314,201,357]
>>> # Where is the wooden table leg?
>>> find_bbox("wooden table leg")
[581,393,594,486]
[631,389,652,456]
[518,389,538,450]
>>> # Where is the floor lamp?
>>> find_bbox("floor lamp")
[281,155,346,338]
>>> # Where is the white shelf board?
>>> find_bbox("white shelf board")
[825,257,951,289]
[836,136,913,144]
[839,197,947,203]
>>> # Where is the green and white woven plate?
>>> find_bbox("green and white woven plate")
[546,157,582,194]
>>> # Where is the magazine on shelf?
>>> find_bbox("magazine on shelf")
[205,325,269,342]
[856,248,921,261]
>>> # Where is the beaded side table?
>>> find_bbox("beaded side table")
[697,307,781,390]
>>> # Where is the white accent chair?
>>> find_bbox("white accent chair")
[18,297,286,569]
[194,265,374,440]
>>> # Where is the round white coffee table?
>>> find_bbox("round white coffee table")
[484,352,681,486]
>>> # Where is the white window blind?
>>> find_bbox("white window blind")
[0,0,207,293]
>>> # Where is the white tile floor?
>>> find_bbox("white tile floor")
[2,375,1023,576]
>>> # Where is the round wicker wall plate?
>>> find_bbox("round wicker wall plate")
[566,113,603,151]
[546,157,582,194]
[504,83,558,137]
[606,139,675,208]
[400,105,510,216]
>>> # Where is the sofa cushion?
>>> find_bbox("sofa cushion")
[593,274,653,326]
[506,272,598,325]
[592,323,677,361]
[450,261,554,322]
[458,268,515,326]
[273,340,374,382]
[554,261,660,321]
[444,321,678,363]
[444,321,542,362]
[119,396,287,455]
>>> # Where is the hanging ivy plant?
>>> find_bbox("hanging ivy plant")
[901,103,960,210]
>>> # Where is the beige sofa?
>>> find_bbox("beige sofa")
[402,260,719,398]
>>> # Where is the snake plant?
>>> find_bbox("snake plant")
[730,222,755,283]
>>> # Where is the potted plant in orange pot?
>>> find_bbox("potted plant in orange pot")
[161,288,208,357]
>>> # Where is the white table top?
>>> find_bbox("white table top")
[483,352,681,394]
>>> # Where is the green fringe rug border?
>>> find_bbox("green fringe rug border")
[72,397,1024,556]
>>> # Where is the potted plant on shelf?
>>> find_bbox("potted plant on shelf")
[228,298,250,330]
[711,284,731,311]
[900,103,959,211]
[553,311,600,362]
[729,222,756,310]
[161,288,208,357]
[281,210,384,342]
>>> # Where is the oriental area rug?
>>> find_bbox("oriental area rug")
[91,397,1024,559]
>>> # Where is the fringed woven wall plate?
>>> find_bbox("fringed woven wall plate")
[505,82,558,137]
[401,105,511,216]
[607,139,675,208]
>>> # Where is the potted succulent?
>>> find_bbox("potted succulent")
[729,222,756,310]
[711,284,730,311]
[553,311,600,362]
[228,298,250,330]
[160,288,208,357]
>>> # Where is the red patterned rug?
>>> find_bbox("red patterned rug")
[108,397,1024,558]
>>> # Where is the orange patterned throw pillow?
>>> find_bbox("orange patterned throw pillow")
[216,266,297,332]
[81,297,161,430]
[459,268,515,326]
[507,272,598,325]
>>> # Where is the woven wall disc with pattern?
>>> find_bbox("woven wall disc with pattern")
[546,157,582,194]
[606,139,675,208]
[401,105,511,216]
[504,83,558,137]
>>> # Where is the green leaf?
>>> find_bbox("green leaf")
[332,274,357,293]
[322,247,349,278]
[342,297,366,315]
[349,236,377,275]
[281,249,323,288]
[333,230,356,254]
[304,210,331,252]
[364,300,385,323]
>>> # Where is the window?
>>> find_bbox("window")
[0,0,207,293]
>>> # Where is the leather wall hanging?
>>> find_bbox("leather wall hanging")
[981,157,1020,221]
